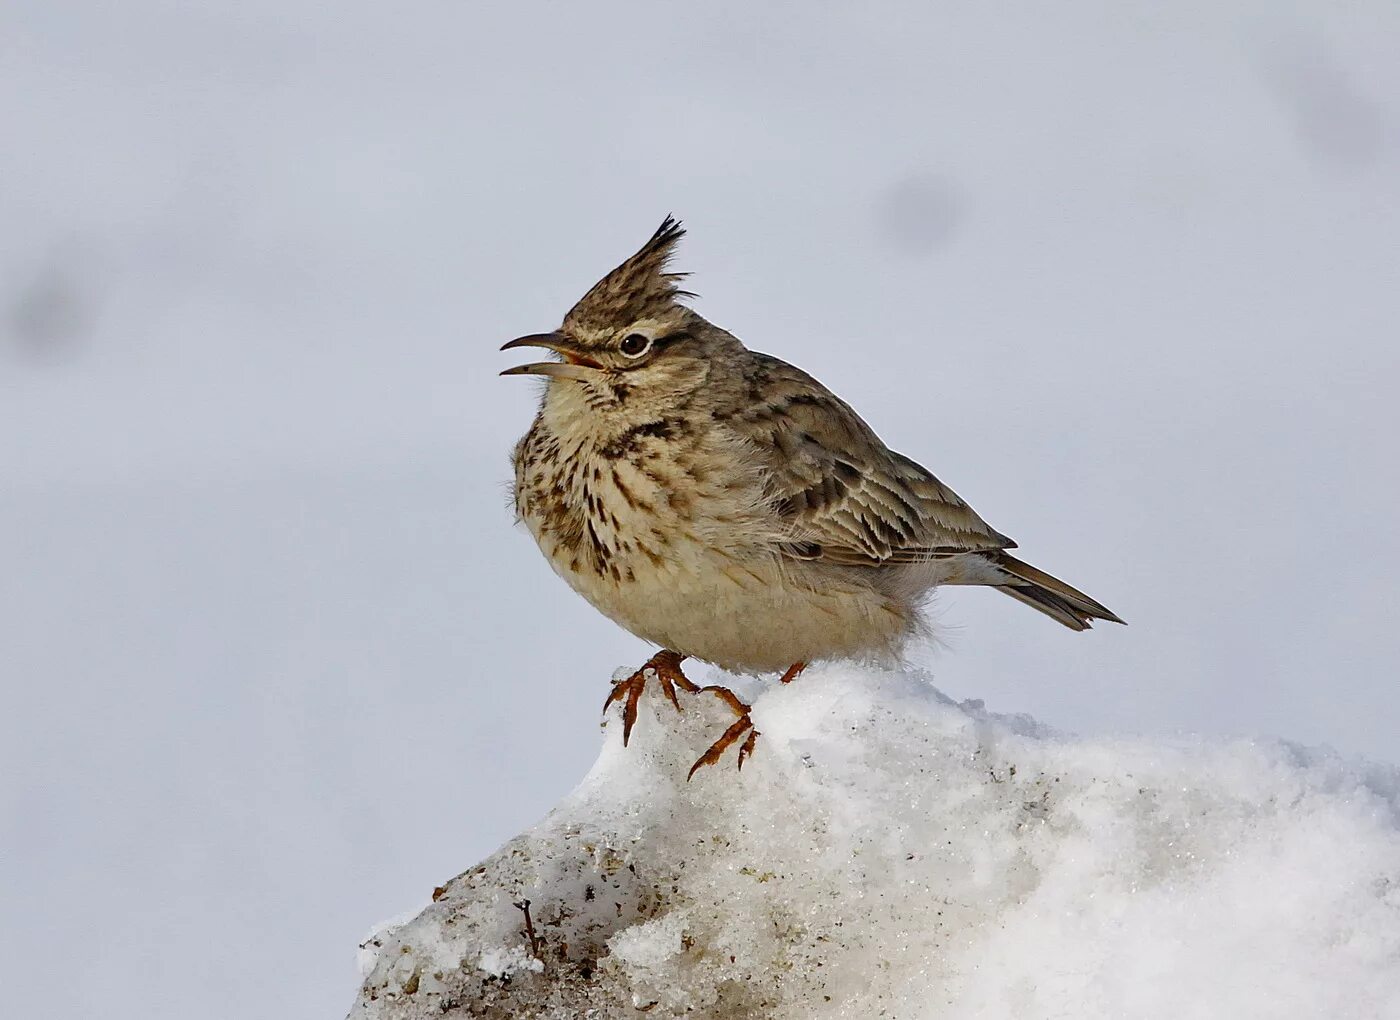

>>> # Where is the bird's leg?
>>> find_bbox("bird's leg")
[690,662,805,777]
[779,661,807,684]
[603,649,699,746]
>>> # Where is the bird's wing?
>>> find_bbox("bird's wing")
[727,354,1015,567]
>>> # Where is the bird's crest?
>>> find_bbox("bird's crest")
[564,216,695,334]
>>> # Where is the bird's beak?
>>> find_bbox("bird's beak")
[499,332,602,381]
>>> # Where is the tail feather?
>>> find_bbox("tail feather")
[989,552,1124,631]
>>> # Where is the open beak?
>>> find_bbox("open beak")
[499,332,602,381]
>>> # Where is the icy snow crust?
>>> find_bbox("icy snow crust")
[350,666,1400,1018]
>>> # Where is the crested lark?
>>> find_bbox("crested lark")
[503,217,1121,773]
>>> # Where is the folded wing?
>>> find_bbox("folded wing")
[729,354,1016,567]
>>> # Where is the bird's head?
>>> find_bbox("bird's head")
[501,217,739,415]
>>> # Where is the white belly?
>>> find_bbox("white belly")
[554,532,911,672]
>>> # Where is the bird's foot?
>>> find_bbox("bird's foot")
[688,662,806,777]
[603,649,698,746]
[688,685,759,778]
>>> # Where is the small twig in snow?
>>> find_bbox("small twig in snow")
[514,899,542,960]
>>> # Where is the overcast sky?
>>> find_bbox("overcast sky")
[3,2,1399,1017]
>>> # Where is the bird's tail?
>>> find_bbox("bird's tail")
[988,552,1124,632]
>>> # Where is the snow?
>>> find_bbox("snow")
[348,665,1400,1019]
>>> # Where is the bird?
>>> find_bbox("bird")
[502,217,1121,775]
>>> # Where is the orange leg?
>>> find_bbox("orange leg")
[602,649,699,746]
[688,661,807,778]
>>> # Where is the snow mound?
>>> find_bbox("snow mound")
[348,665,1400,1019]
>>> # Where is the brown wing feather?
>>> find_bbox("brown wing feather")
[728,354,1015,567]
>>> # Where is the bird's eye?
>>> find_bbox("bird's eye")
[619,333,652,358]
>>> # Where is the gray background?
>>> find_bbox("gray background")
[3,2,1397,1017]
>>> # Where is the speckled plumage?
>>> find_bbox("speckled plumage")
[504,218,1120,681]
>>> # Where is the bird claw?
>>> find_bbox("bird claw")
[736,728,759,770]
[688,685,759,779]
[603,650,698,745]
[607,660,802,776]
[688,713,756,779]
